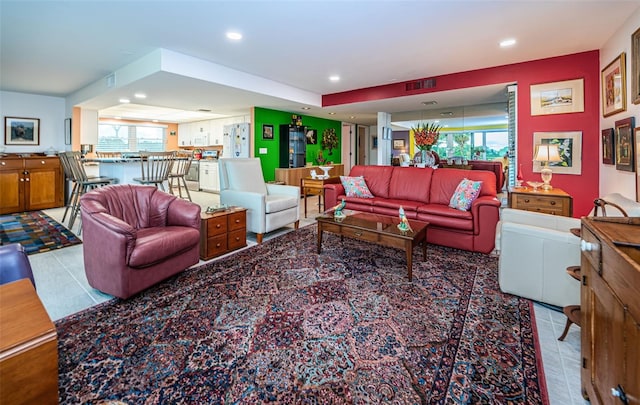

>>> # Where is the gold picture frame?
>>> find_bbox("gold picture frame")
[632,27,640,105]
[533,131,582,175]
[530,78,584,116]
[615,116,635,172]
[601,52,627,117]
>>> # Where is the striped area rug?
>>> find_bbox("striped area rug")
[0,211,81,255]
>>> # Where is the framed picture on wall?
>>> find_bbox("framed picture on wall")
[393,139,405,150]
[615,116,635,172]
[601,52,627,117]
[533,131,582,175]
[601,128,615,165]
[64,118,72,145]
[530,78,584,116]
[5,117,40,145]
[262,124,274,140]
[636,128,640,201]
[305,129,317,144]
[632,27,640,105]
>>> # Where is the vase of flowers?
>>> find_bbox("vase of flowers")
[412,122,441,167]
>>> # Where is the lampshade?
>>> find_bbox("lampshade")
[533,144,562,163]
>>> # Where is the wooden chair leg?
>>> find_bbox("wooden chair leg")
[558,317,573,341]
[294,220,300,229]
[256,233,264,244]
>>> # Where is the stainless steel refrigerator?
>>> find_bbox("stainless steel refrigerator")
[279,124,306,168]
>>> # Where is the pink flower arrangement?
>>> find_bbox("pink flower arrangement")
[412,122,441,150]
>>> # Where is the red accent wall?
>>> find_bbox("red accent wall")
[324,50,600,217]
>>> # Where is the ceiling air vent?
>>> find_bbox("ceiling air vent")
[405,78,436,92]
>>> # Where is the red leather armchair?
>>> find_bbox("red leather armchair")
[80,184,201,299]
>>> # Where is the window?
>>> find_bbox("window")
[97,123,166,153]
[433,130,508,160]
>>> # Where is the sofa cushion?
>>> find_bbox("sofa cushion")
[340,176,374,198]
[417,204,473,231]
[129,226,200,268]
[349,165,394,198]
[388,167,433,203]
[430,169,496,205]
[449,179,483,211]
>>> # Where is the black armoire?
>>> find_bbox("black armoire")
[279,124,306,168]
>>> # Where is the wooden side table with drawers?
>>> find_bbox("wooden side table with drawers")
[508,186,573,217]
[200,207,247,260]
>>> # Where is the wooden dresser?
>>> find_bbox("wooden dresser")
[508,186,573,217]
[0,279,58,404]
[580,217,640,404]
[0,154,64,214]
[200,207,247,260]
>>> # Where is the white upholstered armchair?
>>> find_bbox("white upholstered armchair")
[496,193,640,308]
[496,208,581,308]
[219,158,300,243]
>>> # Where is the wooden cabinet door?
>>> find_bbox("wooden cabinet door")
[0,167,24,214]
[589,271,625,405]
[25,159,62,211]
[624,312,640,405]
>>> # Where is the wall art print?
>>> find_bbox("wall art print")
[601,52,627,117]
[5,117,40,145]
[532,131,582,175]
[615,116,635,172]
[530,78,584,116]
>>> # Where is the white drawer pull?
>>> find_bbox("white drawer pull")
[581,240,597,252]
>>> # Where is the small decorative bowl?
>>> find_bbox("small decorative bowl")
[526,181,544,191]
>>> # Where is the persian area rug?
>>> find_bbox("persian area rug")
[0,211,81,255]
[56,226,548,404]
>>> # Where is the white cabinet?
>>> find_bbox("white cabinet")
[199,160,219,193]
[178,121,210,146]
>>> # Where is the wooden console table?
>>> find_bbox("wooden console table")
[508,186,573,217]
[275,164,344,187]
[0,279,58,404]
[200,207,247,260]
[301,176,341,217]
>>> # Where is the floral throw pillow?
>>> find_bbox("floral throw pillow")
[340,176,374,198]
[449,179,483,211]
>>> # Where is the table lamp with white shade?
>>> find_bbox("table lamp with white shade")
[533,143,562,190]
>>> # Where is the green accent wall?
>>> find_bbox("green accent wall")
[254,107,342,181]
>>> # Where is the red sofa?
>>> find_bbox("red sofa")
[80,184,201,299]
[324,165,501,253]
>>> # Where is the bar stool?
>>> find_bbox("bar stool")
[133,151,175,191]
[62,151,114,232]
[168,151,193,201]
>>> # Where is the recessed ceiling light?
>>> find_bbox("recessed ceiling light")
[440,112,453,116]
[500,38,516,48]
[119,98,130,103]
[328,112,336,115]
[226,31,242,40]
[422,101,438,106]
[152,119,159,122]
[329,75,340,82]
[114,116,122,120]
[134,93,146,99]
[301,107,311,110]
[349,116,355,119]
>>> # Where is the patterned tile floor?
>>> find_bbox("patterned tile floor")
[29,190,586,404]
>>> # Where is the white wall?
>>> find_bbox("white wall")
[0,91,67,153]
[599,9,640,199]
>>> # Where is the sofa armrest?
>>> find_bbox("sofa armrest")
[167,198,201,229]
[324,183,345,209]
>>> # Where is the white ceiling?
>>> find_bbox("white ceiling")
[1,1,639,127]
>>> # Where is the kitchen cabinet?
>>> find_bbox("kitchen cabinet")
[0,155,63,214]
[178,121,210,146]
[199,160,219,192]
[580,217,640,405]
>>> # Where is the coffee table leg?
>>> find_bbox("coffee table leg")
[406,241,413,282]
[317,224,323,254]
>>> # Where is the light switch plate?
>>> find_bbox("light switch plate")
[259,148,268,154]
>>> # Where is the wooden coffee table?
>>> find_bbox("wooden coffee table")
[316,211,428,281]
